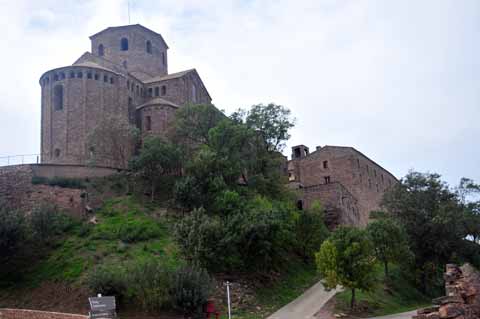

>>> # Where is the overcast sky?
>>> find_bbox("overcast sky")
[0,0,478,185]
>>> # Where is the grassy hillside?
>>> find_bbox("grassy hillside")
[334,264,430,317]
[26,196,181,285]
[0,193,323,319]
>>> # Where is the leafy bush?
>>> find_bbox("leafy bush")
[170,266,213,316]
[294,201,329,261]
[0,207,25,259]
[174,208,226,269]
[174,197,297,273]
[87,264,128,300]
[127,259,173,311]
[30,203,73,241]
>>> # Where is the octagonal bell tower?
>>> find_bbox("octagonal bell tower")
[90,24,169,81]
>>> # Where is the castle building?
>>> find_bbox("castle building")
[39,24,211,168]
[288,145,397,228]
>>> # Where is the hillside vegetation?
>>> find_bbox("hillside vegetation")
[1,102,480,319]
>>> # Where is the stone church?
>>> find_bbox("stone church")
[37,23,397,228]
[39,24,211,168]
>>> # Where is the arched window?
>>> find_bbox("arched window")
[120,38,129,51]
[87,72,92,79]
[146,40,152,54]
[69,71,75,78]
[53,74,59,81]
[60,72,65,80]
[98,44,104,56]
[54,149,61,158]
[154,87,159,97]
[53,85,64,111]
[77,71,83,78]
[161,85,166,96]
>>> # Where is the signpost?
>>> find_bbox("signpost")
[88,295,116,319]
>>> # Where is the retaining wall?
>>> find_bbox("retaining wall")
[0,309,87,319]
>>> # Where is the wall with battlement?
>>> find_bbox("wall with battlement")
[0,309,87,319]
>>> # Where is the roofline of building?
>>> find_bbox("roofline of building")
[145,68,213,101]
[292,145,398,182]
[89,24,169,49]
[38,64,124,84]
[136,98,179,110]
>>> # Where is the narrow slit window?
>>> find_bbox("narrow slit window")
[145,116,152,131]
[120,38,129,51]
[146,40,152,54]
[53,85,64,111]
[98,44,104,56]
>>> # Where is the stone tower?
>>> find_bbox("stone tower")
[39,24,212,168]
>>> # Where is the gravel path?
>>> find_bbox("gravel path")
[267,281,339,319]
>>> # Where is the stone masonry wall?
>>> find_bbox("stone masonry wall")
[0,164,116,216]
[301,182,360,229]
[0,309,87,319]
[289,146,397,226]
[413,264,480,319]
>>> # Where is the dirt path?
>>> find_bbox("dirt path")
[367,310,417,319]
[267,281,339,319]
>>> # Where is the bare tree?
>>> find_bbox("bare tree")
[87,115,139,169]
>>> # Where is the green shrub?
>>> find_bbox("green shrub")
[87,264,128,300]
[0,207,25,260]
[31,176,86,189]
[294,201,330,261]
[118,219,161,243]
[127,259,173,312]
[93,215,162,243]
[174,208,226,269]
[170,266,213,316]
[30,203,73,241]
[174,197,297,273]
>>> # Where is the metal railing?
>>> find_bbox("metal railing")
[0,154,41,167]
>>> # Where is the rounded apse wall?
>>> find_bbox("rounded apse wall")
[39,66,130,167]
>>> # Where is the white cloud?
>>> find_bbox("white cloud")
[0,0,478,184]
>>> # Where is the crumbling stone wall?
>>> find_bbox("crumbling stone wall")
[414,263,480,319]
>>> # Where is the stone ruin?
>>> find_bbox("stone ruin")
[413,263,480,319]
